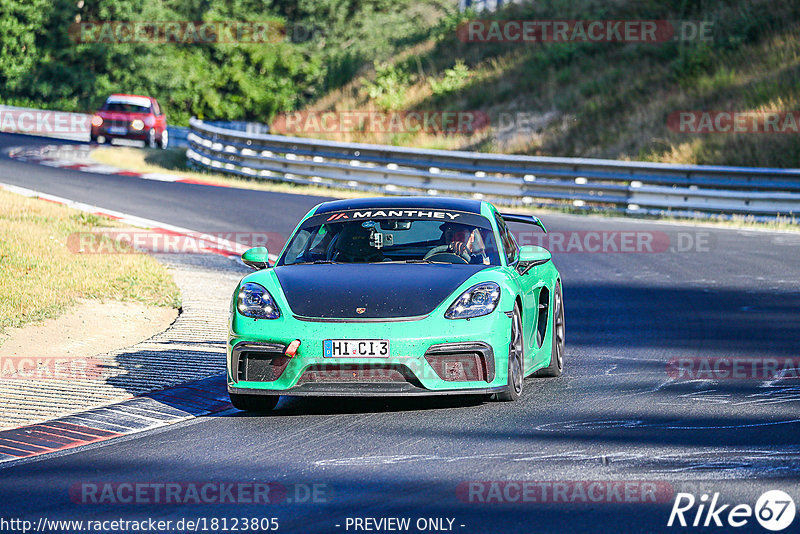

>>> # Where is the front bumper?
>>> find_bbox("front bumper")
[227,310,512,397]
[91,126,149,141]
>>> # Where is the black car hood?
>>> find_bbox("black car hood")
[273,263,489,319]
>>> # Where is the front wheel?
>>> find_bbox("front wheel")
[496,303,524,401]
[158,129,169,149]
[534,280,564,377]
[229,392,279,412]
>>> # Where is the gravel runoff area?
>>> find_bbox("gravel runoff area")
[0,253,248,431]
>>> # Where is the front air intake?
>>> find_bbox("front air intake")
[233,343,290,382]
[424,342,495,382]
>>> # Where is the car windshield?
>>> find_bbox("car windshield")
[102,102,151,113]
[279,213,501,266]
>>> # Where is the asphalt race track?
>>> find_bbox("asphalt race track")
[1,132,799,533]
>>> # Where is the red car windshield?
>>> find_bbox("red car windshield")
[102,102,151,113]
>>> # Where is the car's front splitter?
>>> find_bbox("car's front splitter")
[227,383,509,397]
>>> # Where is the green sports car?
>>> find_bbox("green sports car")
[227,197,564,411]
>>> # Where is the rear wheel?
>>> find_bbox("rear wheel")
[229,393,279,412]
[534,280,564,377]
[496,303,524,401]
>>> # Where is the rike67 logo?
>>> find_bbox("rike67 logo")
[668,490,796,531]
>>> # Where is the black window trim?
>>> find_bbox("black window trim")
[494,212,519,267]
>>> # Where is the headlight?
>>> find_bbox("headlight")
[237,282,281,319]
[131,119,145,131]
[91,115,103,127]
[445,282,501,319]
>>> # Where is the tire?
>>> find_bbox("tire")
[159,129,169,149]
[496,302,524,401]
[229,392,279,412]
[534,280,564,377]
[147,128,157,148]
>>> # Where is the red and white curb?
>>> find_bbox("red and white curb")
[7,144,222,187]
[0,375,230,466]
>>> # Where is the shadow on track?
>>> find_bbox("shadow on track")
[234,394,490,417]
[566,283,800,356]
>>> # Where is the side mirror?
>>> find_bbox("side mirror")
[242,247,270,270]
[517,245,551,275]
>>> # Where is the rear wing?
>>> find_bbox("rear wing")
[500,213,547,234]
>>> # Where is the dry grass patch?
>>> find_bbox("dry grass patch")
[0,189,181,334]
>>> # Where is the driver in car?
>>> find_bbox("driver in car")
[441,223,490,265]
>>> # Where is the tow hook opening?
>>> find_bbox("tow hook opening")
[285,339,302,357]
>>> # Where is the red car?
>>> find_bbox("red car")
[91,94,168,148]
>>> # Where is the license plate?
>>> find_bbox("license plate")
[323,339,390,358]
[108,126,128,135]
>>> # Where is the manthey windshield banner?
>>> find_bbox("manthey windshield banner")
[306,209,490,228]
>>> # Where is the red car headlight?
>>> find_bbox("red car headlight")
[91,115,103,127]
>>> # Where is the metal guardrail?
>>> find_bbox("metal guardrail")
[187,117,800,217]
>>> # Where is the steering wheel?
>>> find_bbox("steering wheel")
[423,245,470,264]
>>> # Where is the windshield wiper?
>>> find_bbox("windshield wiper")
[293,260,339,265]
[403,259,440,264]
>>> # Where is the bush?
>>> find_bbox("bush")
[429,60,470,96]
[360,61,410,110]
